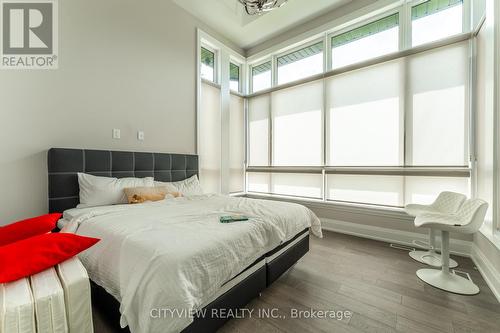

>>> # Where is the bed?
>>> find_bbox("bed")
[48,148,322,333]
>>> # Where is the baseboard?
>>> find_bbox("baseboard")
[321,218,472,257]
[471,243,500,303]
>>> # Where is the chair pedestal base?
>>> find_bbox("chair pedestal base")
[409,250,458,268]
[416,269,479,295]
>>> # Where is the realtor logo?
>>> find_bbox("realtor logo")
[1,0,58,69]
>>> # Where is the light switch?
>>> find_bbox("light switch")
[112,129,121,139]
[137,131,144,141]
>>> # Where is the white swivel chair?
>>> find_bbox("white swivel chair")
[405,192,466,268]
[414,199,488,295]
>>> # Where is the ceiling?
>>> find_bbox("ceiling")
[173,0,352,51]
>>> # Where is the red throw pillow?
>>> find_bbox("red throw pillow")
[0,233,99,283]
[0,213,62,246]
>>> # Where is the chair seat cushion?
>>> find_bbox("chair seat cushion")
[415,212,465,229]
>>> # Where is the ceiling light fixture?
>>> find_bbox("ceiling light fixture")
[238,0,288,15]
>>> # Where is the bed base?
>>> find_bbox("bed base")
[91,230,309,333]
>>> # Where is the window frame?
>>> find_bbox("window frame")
[409,0,468,47]
[200,44,218,84]
[250,59,272,93]
[275,37,326,85]
[328,10,402,70]
[230,61,242,93]
[244,0,473,208]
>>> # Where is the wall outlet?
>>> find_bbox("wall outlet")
[137,131,144,141]
[112,129,121,139]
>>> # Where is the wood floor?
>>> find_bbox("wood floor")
[93,231,500,333]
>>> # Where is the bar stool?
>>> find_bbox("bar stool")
[415,199,488,295]
[405,192,466,268]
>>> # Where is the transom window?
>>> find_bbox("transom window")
[252,61,272,92]
[201,47,215,82]
[277,41,324,85]
[230,62,240,92]
[331,13,399,69]
[412,0,464,46]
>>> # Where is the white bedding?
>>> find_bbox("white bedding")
[65,194,321,333]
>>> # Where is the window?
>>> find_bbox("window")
[326,174,469,206]
[331,13,399,69]
[199,82,221,192]
[277,42,323,85]
[327,174,404,206]
[230,62,240,92]
[412,0,463,46]
[404,176,469,205]
[252,61,271,92]
[326,60,403,166]
[229,94,245,192]
[201,47,215,82]
[247,172,323,199]
[244,2,472,208]
[272,81,323,166]
[246,42,470,207]
[408,42,468,166]
[248,94,270,166]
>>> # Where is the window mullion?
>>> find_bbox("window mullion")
[271,55,278,87]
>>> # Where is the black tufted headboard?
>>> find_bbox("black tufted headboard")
[47,148,199,213]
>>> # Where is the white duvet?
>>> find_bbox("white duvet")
[64,194,322,333]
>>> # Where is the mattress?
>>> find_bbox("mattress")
[30,268,68,333]
[200,258,266,309]
[56,258,93,333]
[266,228,309,263]
[0,278,35,333]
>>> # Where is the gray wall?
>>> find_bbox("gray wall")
[0,0,240,224]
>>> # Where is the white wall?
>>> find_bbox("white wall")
[475,0,494,224]
[0,0,241,224]
[472,0,500,300]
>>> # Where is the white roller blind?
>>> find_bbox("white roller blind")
[199,82,221,193]
[229,94,245,193]
[247,172,270,193]
[247,172,322,199]
[327,174,404,206]
[409,42,468,166]
[327,60,403,166]
[248,94,270,166]
[404,176,469,205]
[272,173,322,198]
[272,81,323,166]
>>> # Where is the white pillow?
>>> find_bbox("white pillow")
[155,175,203,196]
[78,173,154,208]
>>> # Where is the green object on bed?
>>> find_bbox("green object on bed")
[220,215,249,223]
